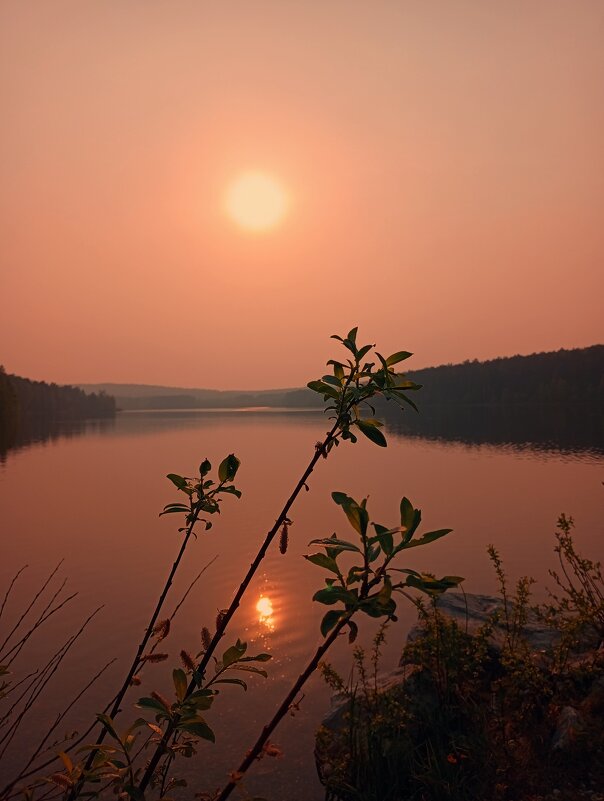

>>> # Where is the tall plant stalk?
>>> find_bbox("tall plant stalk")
[138,423,340,791]
[214,490,460,800]
[137,329,423,793]
[69,457,242,799]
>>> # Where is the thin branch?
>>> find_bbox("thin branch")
[5,658,116,794]
[0,606,102,761]
[216,614,352,801]
[0,564,28,625]
[138,422,340,791]
[0,561,64,656]
[4,590,78,666]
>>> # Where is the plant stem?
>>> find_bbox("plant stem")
[137,423,340,792]
[69,504,203,799]
[216,613,352,801]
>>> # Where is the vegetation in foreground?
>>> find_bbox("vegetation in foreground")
[0,329,461,801]
[317,514,604,801]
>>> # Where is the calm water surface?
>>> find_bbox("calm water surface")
[1,409,603,799]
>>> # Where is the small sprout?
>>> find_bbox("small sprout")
[129,675,142,687]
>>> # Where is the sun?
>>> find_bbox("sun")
[224,171,289,232]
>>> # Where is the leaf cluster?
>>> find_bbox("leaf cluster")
[160,454,242,532]
[136,640,271,749]
[306,492,463,638]
[307,327,421,450]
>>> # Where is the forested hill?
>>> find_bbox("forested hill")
[77,383,319,410]
[78,344,604,411]
[0,368,116,424]
[403,344,604,407]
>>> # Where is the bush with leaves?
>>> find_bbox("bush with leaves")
[1,329,461,801]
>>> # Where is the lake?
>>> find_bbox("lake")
[1,408,603,800]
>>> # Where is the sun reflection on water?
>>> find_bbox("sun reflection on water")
[256,595,275,630]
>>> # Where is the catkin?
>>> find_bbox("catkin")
[180,649,196,673]
[151,618,171,641]
[151,690,172,710]
[201,627,212,650]
[140,652,168,663]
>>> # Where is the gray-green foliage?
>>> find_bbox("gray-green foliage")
[160,453,242,531]
[307,327,421,451]
[307,492,462,640]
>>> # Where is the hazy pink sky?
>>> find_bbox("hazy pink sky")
[1,1,603,389]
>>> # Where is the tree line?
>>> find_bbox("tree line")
[403,344,604,407]
[0,367,116,426]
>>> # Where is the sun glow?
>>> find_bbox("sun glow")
[224,171,289,232]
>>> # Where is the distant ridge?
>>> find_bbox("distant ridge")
[76,344,604,412]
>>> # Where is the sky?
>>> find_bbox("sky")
[1,1,603,390]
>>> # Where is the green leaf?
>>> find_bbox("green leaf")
[328,361,345,381]
[239,652,272,662]
[199,459,211,476]
[218,454,240,483]
[213,677,248,690]
[136,697,171,716]
[320,610,346,637]
[385,351,413,366]
[347,327,358,344]
[304,552,340,574]
[178,719,215,741]
[401,528,453,549]
[173,669,188,702]
[167,473,188,490]
[221,641,246,667]
[184,691,214,711]
[392,391,419,412]
[331,492,367,534]
[307,380,340,400]
[400,497,416,531]
[218,485,242,498]
[356,419,387,447]
[321,374,342,387]
[346,565,364,585]
[359,596,396,618]
[313,586,358,606]
[373,523,393,556]
[309,536,361,554]
[96,714,120,743]
[331,491,349,505]
[231,665,268,677]
[404,574,461,597]
[394,379,421,391]
[356,344,373,361]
